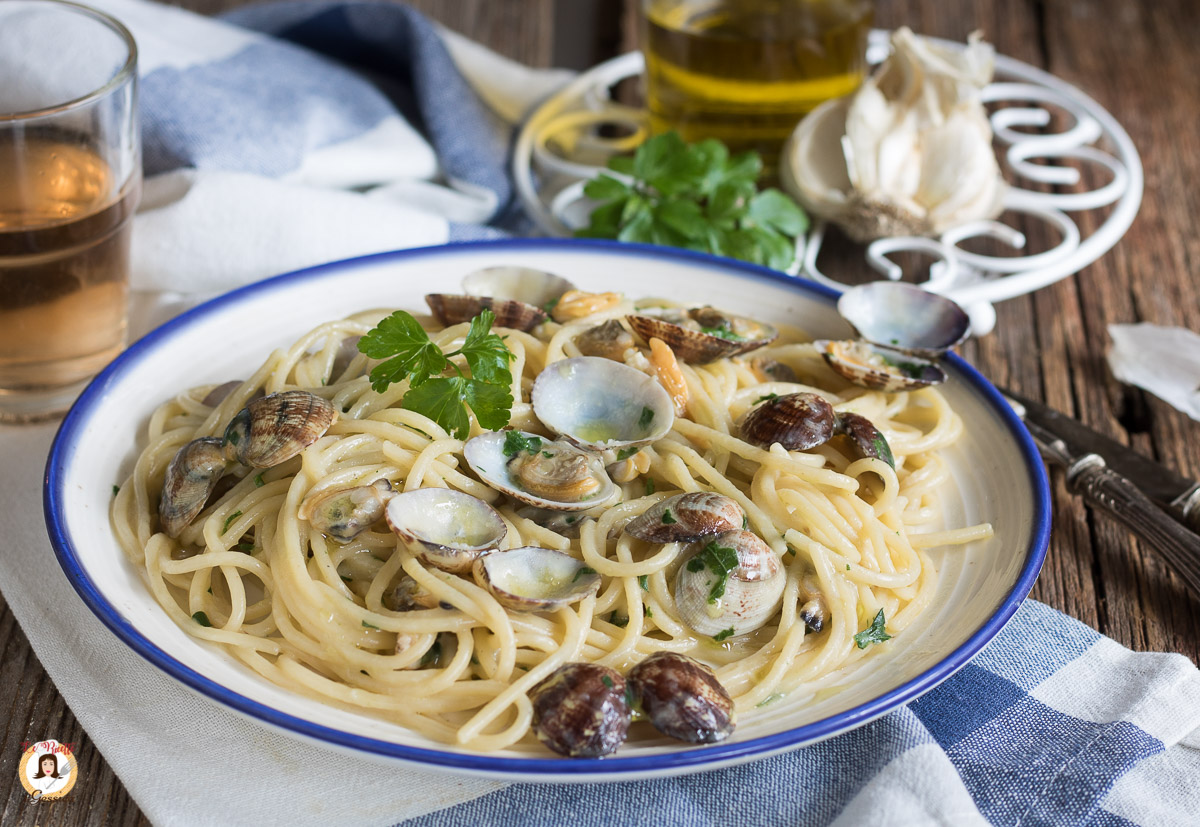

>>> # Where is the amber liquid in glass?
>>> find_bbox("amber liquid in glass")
[644,0,873,173]
[0,133,136,397]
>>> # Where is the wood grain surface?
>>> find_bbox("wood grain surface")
[2,0,1197,823]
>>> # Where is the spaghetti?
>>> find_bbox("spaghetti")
[111,296,991,753]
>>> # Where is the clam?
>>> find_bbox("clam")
[835,412,895,467]
[461,265,575,310]
[425,293,547,333]
[574,319,635,361]
[531,357,674,451]
[383,574,442,611]
[816,339,945,392]
[818,282,970,393]
[299,479,395,543]
[530,663,631,757]
[740,392,836,451]
[223,390,338,468]
[473,546,601,612]
[464,430,619,512]
[627,307,777,364]
[159,437,228,538]
[627,652,735,744]
[623,492,745,544]
[675,529,786,638]
[799,576,829,634]
[385,488,507,574]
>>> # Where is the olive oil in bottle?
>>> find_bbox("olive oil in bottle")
[643,0,873,173]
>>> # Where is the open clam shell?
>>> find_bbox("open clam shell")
[627,308,777,364]
[464,430,619,512]
[816,339,946,392]
[461,266,576,310]
[837,282,970,358]
[532,357,674,452]
[385,488,507,574]
[473,546,601,612]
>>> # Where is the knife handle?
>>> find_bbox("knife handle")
[1068,455,1200,596]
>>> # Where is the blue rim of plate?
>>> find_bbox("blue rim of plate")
[44,238,1051,777]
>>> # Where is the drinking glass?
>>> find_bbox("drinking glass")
[0,0,140,422]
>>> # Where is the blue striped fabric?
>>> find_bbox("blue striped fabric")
[394,601,1184,826]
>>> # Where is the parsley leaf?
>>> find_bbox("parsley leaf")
[638,406,655,430]
[192,611,212,627]
[222,511,242,533]
[638,574,649,591]
[359,310,447,391]
[644,478,656,495]
[712,627,736,642]
[577,133,807,270]
[601,673,615,689]
[688,540,740,603]
[854,609,893,649]
[358,309,515,440]
[573,566,598,584]
[617,446,641,461]
[661,508,677,525]
[609,612,630,628]
[362,620,381,630]
[502,430,543,457]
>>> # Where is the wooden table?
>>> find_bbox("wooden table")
[2,0,1196,823]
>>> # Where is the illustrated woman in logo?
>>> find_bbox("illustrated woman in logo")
[31,753,68,795]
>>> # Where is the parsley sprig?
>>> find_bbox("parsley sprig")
[576,132,809,271]
[357,309,515,440]
[686,540,740,604]
[854,609,893,649]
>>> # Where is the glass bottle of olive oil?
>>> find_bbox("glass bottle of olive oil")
[643,0,873,175]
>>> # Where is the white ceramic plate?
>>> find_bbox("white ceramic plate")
[45,240,1050,781]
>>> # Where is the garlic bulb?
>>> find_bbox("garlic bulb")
[780,28,1006,242]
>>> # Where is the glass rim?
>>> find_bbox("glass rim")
[0,0,138,123]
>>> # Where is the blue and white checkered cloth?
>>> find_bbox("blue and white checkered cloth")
[3,1,1197,824]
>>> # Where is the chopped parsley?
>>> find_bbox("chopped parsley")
[754,393,779,404]
[222,511,243,533]
[742,513,749,529]
[362,620,381,630]
[542,451,554,458]
[609,612,629,628]
[687,540,740,603]
[878,353,928,379]
[502,430,543,457]
[192,611,212,627]
[853,609,893,649]
[601,674,615,689]
[644,605,653,617]
[617,446,641,461]
[661,508,677,525]
[699,321,745,342]
[112,484,120,496]
[638,574,649,591]
[543,295,561,314]
[846,564,851,571]
[638,406,655,430]
[233,542,255,553]
[786,545,797,556]
[712,626,736,642]
[340,574,353,583]
[573,566,598,583]
[644,478,656,495]
[253,473,265,487]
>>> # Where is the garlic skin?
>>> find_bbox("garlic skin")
[781,28,1006,242]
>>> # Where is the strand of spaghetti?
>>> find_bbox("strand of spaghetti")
[670,417,858,491]
[909,524,995,548]
[456,599,592,745]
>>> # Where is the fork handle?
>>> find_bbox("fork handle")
[1068,455,1200,596]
